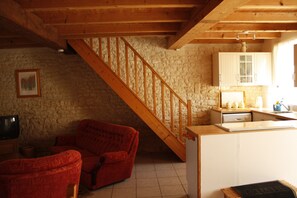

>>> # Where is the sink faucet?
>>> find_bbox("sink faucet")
[281,103,290,111]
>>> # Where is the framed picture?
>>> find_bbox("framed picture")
[15,69,41,98]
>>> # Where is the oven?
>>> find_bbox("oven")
[222,113,252,123]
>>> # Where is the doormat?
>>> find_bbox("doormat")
[231,181,296,198]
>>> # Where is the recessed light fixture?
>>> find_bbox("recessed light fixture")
[57,49,64,53]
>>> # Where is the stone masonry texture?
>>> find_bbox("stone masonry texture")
[0,37,264,154]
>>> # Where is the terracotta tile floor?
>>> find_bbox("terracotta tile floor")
[80,152,188,198]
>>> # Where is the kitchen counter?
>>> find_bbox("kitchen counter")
[187,120,297,137]
[186,123,297,198]
[212,107,297,120]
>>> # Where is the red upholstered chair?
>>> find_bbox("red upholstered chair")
[0,150,82,198]
[50,119,139,190]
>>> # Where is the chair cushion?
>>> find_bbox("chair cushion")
[76,119,136,155]
[50,146,100,173]
[50,146,96,158]
[0,150,81,174]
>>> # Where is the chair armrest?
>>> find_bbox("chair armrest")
[55,135,76,146]
[100,151,128,164]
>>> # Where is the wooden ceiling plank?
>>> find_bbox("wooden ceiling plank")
[223,12,297,23]
[190,39,264,44]
[0,0,66,50]
[244,0,297,6]
[15,0,204,10]
[33,8,190,25]
[56,23,180,36]
[210,23,297,32]
[194,32,281,40]
[63,32,173,39]
[167,0,251,49]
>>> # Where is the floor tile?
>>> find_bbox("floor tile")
[158,177,181,186]
[136,170,157,179]
[136,163,156,172]
[137,178,159,188]
[172,162,186,170]
[156,169,178,178]
[78,153,189,198]
[155,163,174,171]
[175,168,186,177]
[79,187,112,198]
[113,178,136,189]
[137,187,161,197]
[112,188,136,198]
[179,176,187,185]
[160,185,187,197]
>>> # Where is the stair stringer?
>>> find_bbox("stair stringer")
[68,39,186,161]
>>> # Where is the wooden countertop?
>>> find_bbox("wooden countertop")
[186,121,297,138]
[212,107,297,120]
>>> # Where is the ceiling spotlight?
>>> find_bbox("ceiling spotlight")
[253,34,256,40]
[57,49,64,53]
[236,34,240,41]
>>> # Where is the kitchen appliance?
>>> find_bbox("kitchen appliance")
[222,113,252,123]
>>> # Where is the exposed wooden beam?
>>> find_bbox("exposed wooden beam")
[33,8,190,25]
[194,32,281,40]
[167,0,251,49]
[190,39,264,44]
[0,0,66,50]
[64,32,173,39]
[243,0,297,8]
[55,23,180,38]
[210,23,297,32]
[15,0,204,10]
[223,12,297,23]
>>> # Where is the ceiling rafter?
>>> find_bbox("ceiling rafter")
[33,8,190,25]
[15,0,204,10]
[55,23,180,38]
[0,0,66,50]
[209,23,297,32]
[167,0,252,49]
[0,0,296,48]
[223,12,297,23]
[194,32,281,40]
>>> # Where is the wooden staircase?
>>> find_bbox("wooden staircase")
[68,38,192,161]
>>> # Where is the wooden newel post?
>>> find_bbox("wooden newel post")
[187,100,192,126]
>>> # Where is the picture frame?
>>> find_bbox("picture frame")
[15,69,41,98]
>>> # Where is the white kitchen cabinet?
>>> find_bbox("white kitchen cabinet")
[213,52,272,86]
[254,53,272,85]
[213,53,238,86]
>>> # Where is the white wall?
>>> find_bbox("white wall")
[263,33,297,109]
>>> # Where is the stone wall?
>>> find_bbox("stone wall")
[0,37,265,153]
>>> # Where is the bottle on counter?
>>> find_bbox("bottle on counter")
[239,100,245,108]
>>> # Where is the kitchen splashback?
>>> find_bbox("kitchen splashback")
[221,91,245,108]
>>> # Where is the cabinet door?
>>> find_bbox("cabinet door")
[252,112,278,121]
[219,53,238,86]
[238,53,254,85]
[254,53,272,85]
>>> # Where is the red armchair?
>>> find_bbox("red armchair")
[50,119,139,190]
[0,150,82,198]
